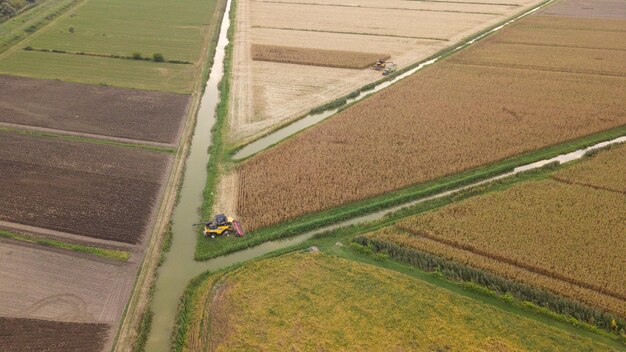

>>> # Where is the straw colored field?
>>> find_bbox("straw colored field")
[251,44,387,69]
[553,144,626,193]
[0,132,171,244]
[228,0,544,142]
[0,0,227,92]
[181,253,617,351]
[0,317,109,352]
[237,61,626,230]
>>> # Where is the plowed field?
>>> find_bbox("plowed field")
[236,11,626,231]
[0,132,171,244]
[0,75,190,144]
[0,317,109,352]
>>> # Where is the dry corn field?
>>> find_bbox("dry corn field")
[251,44,388,69]
[228,0,545,142]
[236,11,626,231]
[553,144,626,193]
[366,146,626,315]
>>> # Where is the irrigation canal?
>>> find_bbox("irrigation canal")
[142,0,623,348]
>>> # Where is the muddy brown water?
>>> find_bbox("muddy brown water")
[232,0,555,161]
[143,0,626,349]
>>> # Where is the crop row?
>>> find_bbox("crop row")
[252,44,388,69]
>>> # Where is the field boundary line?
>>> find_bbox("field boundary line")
[551,176,626,196]
[252,0,502,15]
[394,225,626,301]
[0,125,176,153]
[0,229,130,261]
[493,40,626,52]
[400,0,521,6]
[251,26,449,41]
[449,61,626,78]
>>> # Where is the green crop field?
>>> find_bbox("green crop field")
[26,0,214,62]
[175,252,620,351]
[0,0,224,92]
[0,49,196,92]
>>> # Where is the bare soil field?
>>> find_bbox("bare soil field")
[0,75,190,145]
[540,0,626,18]
[0,317,109,352]
[252,44,387,69]
[0,132,171,244]
[0,239,136,323]
[228,0,544,143]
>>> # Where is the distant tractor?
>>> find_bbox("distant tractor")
[382,62,397,76]
[193,214,245,239]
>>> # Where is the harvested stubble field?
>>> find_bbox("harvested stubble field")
[0,239,135,323]
[228,0,544,142]
[251,44,388,69]
[0,75,190,144]
[0,317,109,352]
[180,253,617,351]
[0,132,171,244]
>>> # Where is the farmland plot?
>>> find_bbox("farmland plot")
[0,132,171,244]
[251,44,387,69]
[179,253,617,351]
[0,75,190,144]
[0,0,228,92]
[234,7,626,231]
[0,317,109,352]
[228,0,545,142]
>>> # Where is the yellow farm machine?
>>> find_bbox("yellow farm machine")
[372,58,397,76]
[193,214,245,239]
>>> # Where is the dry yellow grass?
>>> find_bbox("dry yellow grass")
[251,44,388,69]
[552,143,626,193]
[186,253,617,351]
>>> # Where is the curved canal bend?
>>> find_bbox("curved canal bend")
[143,0,623,348]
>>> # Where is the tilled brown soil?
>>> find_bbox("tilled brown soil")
[0,132,171,244]
[0,75,190,145]
[0,317,109,352]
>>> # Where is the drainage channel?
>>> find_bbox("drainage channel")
[232,0,554,161]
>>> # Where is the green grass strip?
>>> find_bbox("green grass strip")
[0,229,130,261]
[0,126,176,153]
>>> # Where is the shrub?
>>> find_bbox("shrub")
[152,53,164,62]
[68,26,74,33]
[132,52,143,60]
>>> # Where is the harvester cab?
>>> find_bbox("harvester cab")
[193,214,245,239]
[372,58,387,71]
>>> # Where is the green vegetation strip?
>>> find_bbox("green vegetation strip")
[0,127,176,153]
[23,46,193,64]
[197,125,626,260]
[0,0,81,54]
[0,229,129,261]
